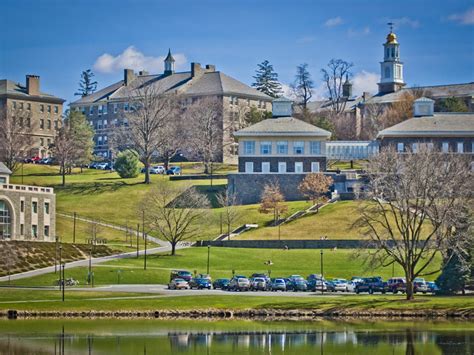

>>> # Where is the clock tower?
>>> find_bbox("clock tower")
[378,24,406,94]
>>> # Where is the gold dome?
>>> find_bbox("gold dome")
[386,32,398,44]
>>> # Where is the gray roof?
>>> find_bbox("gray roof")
[378,112,474,138]
[305,96,364,113]
[71,70,271,105]
[0,162,12,175]
[0,80,65,102]
[366,82,474,105]
[234,117,332,138]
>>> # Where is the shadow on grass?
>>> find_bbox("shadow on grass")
[57,181,144,195]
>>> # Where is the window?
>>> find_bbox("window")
[44,202,50,214]
[47,120,51,129]
[113,104,118,113]
[411,143,418,153]
[278,162,287,173]
[19,102,24,110]
[47,139,51,146]
[47,105,51,113]
[293,141,305,155]
[40,104,44,113]
[277,141,288,154]
[32,201,38,214]
[20,224,24,236]
[20,200,24,213]
[104,135,108,142]
[0,177,5,183]
[40,138,44,146]
[54,106,59,114]
[32,225,38,238]
[457,142,464,153]
[261,162,270,173]
[295,162,303,173]
[0,200,12,238]
[26,118,30,127]
[40,119,44,129]
[89,106,94,115]
[384,67,390,79]
[124,102,129,112]
[12,101,17,109]
[260,141,272,155]
[27,103,31,110]
[98,105,103,116]
[245,162,254,173]
[310,141,321,155]
[243,141,255,155]
[44,225,50,237]
[54,120,59,129]
[397,142,404,153]
[311,162,320,173]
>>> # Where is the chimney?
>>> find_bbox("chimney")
[26,75,40,95]
[124,69,136,85]
[138,70,149,76]
[362,92,371,102]
[413,97,434,117]
[205,64,216,72]
[191,63,203,77]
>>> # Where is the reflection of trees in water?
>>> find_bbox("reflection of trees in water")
[435,333,473,355]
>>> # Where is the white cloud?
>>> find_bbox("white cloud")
[347,26,371,37]
[93,46,187,74]
[324,16,343,27]
[296,36,316,44]
[385,17,420,29]
[352,71,379,96]
[447,7,474,25]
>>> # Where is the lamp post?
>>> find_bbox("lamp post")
[207,245,211,275]
[320,249,324,294]
[89,245,93,287]
[55,236,58,273]
[73,212,77,244]
[61,263,65,302]
[136,223,140,258]
[144,233,147,270]
[59,244,62,278]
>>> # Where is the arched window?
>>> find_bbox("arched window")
[384,67,390,79]
[0,200,12,239]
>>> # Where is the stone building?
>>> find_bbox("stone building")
[228,99,332,204]
[377,97,474,155]
[0,162,56,241]
[69,50,272,163]
[0,75,65,158]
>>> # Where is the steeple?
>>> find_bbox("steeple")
[378,23,406,94]
[342,74,352,98]
[164,49,175,75]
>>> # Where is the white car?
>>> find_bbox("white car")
[332,279,352,292]
[149,166,165,174]
[96,162,108,170]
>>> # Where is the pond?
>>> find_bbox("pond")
[0,319,472,354]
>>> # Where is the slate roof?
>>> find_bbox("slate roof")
[234,117,332,138]
[377,112,474,138]
[366,82,474,105]
[0,162,12,175]
[305,97,364,113]
[0,80,65,102]
[71,70,271,105]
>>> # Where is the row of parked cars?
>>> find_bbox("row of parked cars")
[168,270,439,294]
[24,156,55,164]
[141,165,182,175]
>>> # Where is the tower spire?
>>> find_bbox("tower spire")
[164,48,175,75]
[378,26,405,94]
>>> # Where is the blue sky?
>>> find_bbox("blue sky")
[1,0,473,105]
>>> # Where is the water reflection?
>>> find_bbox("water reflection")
[0,325,472,355]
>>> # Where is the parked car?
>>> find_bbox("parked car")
[89,162,99,169]
[27,156,41,164]
[332,279,352,292]
[96,162,108,170]
[229,277,250,291]
[387,277,407,294]
[149,166,165,174]
[414,278,429,294]
[355,277,387,294]
[427,281,439,294]
[270,278,287,292]
[250,277,267,291]
[196,273,212,281]
[166,166,181,175]
[287,277,308,292]
[308,279,327,292]
[189,278,212,290]
[39,157,53,165]
[212,278,230,290]
[168,278,189,290]
[170,270,193,282]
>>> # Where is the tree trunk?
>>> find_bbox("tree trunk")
[62,163,66,187]
[171,242,177,256]
[406,278,414,300]
[144,161,150,184]
[203,162,209,175]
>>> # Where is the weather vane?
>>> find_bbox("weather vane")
[387,22,394,32]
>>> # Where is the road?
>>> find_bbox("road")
[0,244,188,283]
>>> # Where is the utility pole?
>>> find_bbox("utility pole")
[62,263,65,302]
[136,223,140,258]
[73,212,77,244]
[320,249,324,295]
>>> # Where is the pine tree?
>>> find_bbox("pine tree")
[252,60,282,98]
[75,69,98,97]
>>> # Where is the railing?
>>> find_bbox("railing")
[0,183,54,194]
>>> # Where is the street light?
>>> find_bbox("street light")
[144,233,147,270]
[62,263,65,302]
[320,249,324,294]
[207,245,211,275]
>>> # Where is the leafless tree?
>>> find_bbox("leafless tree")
[185,96,223,175]
[0,105,33,172]
[321,59,354,114]
[298,173,334,210]
[117,85,179,184]
[217,189,241,239]
[142,183,210,255]
[52,122,76,186]
[291,63,314,110]
[356,147,473,300]
[259,181,288,225]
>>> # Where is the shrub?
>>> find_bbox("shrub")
[115,150,140,178]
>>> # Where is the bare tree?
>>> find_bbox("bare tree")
[0,105,33,172]
[298,173,334,209]
[142,183,210,255]
[357,147,473,300]
[292,64,314,110]
[321,59,354,114]
[185,96,223,175]
[118,85,179,184]
[52,122,76,186]
[259,181,288,225]
[217,189,241,239]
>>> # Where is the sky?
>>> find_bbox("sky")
[1,0,473,105]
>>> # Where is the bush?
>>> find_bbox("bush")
[115,150,140,178]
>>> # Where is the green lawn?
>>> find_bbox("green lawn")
[0,289,471,313]
[3,247,441,287]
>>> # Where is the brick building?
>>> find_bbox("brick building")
[70,50,272,163]
[0,162,56,241]
[0,75,65,158]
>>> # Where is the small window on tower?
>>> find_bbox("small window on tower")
[384,67,390,79]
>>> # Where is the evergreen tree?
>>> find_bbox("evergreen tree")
[435,96,469,113]
[115,150,140,178]
[75,69,98,97]
[252,60,282,98]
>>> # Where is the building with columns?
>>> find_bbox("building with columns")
[70,50,272,163]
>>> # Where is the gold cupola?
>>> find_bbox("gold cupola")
[386,31,398,44]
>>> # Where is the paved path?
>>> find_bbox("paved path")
[0,244,188,283]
